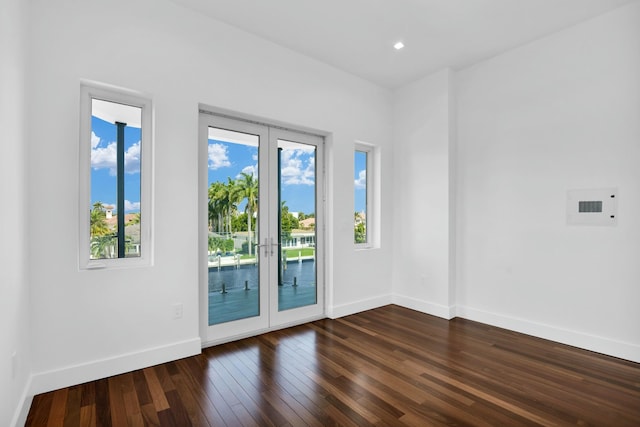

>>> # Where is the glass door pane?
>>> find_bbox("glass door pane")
[207,126,261,325]
[269,128,324,328]
[277,139,317,311]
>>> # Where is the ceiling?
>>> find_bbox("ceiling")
[170,0,636,88]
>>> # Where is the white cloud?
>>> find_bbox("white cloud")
[124,142,140,174]
[124,200,140,212]
[238,164,258,178]
[280,150,315,185]
[91,131,101,148]
[102,200,140,213]
[354,169,366,189]
[91,142,116,172]
[91,141,140,175]
[208,143,231,170]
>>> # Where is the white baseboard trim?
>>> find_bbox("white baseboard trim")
[29,337,201,396]
[392,294,455,320]
[11,374,33,427]
[327,294,392,319]
[456,305,640,363]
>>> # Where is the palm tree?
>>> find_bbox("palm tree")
[90,202,111,237]
[208,182,224,232]
[280,200,299,239]
[91,234,136,259]
[237,172,258,255]
[127,212,141,225]
[216,182,230,235]
[208,180,241,236]
[91,233,117,258]
[354,211,366,243]
[226,177,241,235]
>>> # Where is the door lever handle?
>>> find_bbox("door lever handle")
[270,237,277,256]
[256,238,269,257]
[257,237,280,257]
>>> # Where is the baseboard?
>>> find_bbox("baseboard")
[327,294,392,319]
[11,374,33,427]
[392,294,455,320]
[456,305,640,363]
[29,337,201,396]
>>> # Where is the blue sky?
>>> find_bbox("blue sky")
[90,120,367,216]
[354,151,367,214]
[90,116,141,213]
[208,139,367,215]
[208,139,319,215]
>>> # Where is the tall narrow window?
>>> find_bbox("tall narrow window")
[79,83,152,268]
[354,142,373,247]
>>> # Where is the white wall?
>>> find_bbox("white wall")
[391,70,456,318]
[27,0,392,395]
[0,0,31,425]
[455,2,640,362]
[17,2,639,423]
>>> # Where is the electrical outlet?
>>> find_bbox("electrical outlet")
[172,303,183,320]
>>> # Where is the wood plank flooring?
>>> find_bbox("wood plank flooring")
[26,305,640,426]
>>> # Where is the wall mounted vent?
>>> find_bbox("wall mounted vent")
[567,188,617,226]
[578,201,603,213]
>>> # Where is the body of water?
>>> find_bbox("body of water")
[208,259,317,325]
[208,259,315,292]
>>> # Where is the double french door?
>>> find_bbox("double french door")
[199,112,324,345]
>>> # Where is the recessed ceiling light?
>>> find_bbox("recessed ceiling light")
[394,41,405,50]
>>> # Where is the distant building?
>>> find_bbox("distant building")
[283,230,315,248]
[105,213,139,229]
[299,217,315,229]
[105,205,114,219]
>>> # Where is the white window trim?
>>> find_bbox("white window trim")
[78,81,153,270]
[354,141,376,249]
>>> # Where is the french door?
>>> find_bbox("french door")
[199,112,324,346]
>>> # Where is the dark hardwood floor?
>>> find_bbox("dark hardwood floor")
[26,305,640,426]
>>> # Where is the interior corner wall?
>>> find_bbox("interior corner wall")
[26,0,392,395]
[455,2,640,362]
[391,69,456,319]
[0,0,32,425]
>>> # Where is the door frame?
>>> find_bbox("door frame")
[199,108,326,348]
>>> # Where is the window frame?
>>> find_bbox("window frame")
[354,141,375,249]
[78,81,153,270]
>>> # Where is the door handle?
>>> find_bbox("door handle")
[256,238,269,257]
[257,237,280,257]
[269,237,279,256]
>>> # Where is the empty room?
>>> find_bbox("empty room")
[2,0,639,425]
